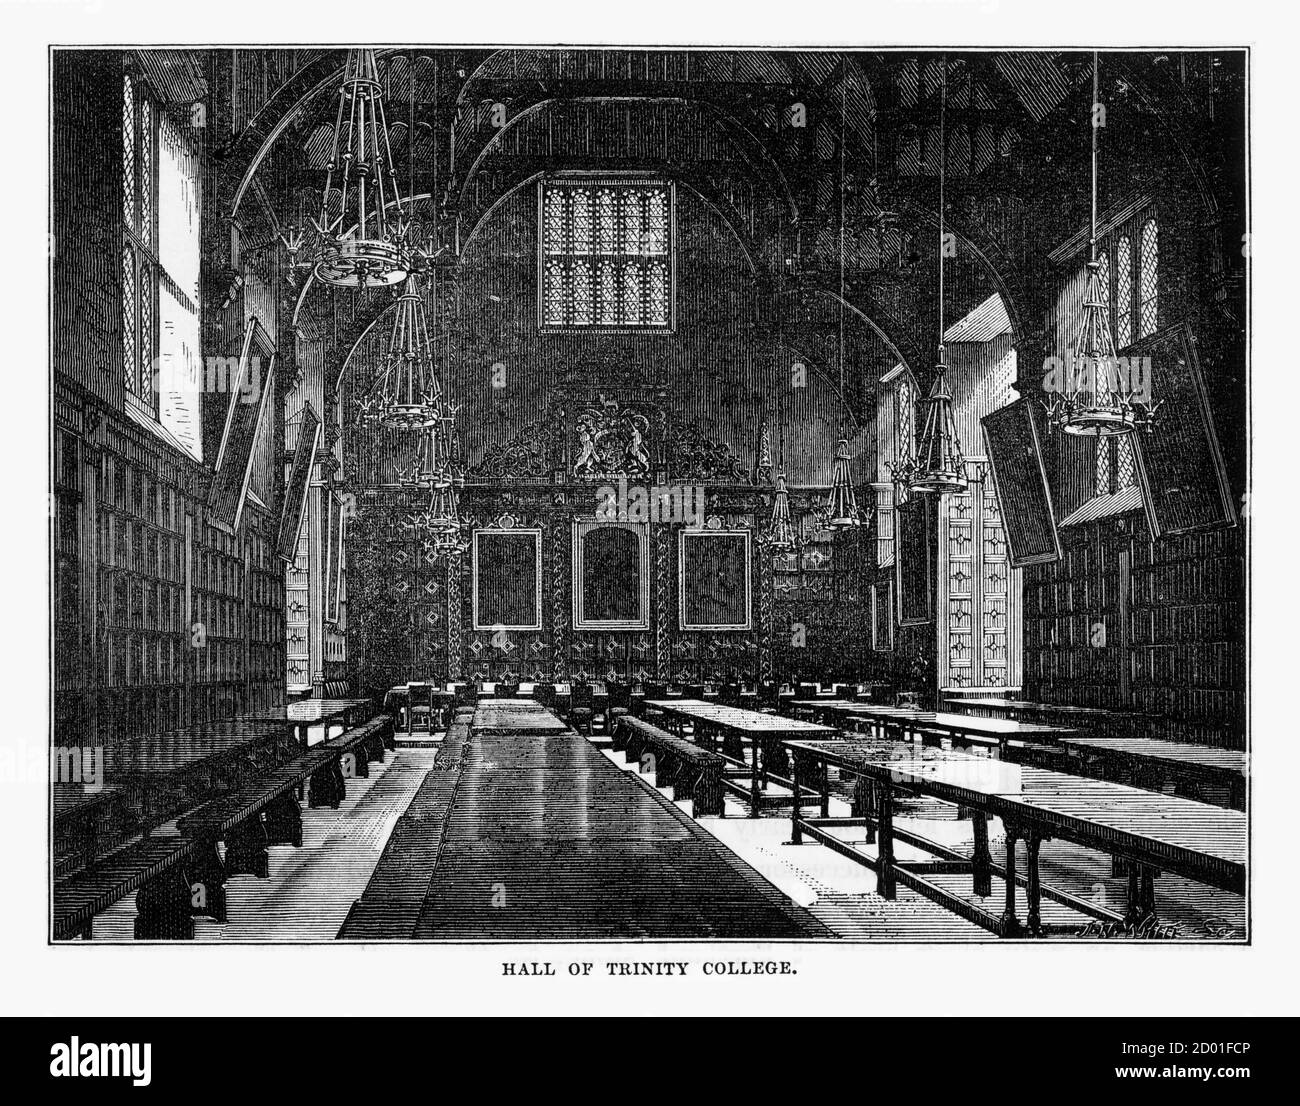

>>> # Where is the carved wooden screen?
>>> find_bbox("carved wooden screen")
[939,467,1020,689]
[473,529,542,631]
[679,530,751,631]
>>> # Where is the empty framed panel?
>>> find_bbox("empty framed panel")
[473,529,543,631]
[208,319,276,534]
[325,491,345,625]
[679,529,752,631]
[896,496,933,625]
[276,404,320,563]
[981,397,1061,566]
[1131,323,1236,537]
[572,520,649,630]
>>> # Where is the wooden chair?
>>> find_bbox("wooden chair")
[533,683,557,709]
[497,680,520,700]
[569,682,595,736]
[639,682,668,720]
[408,683,435,734]
[605,681,633,733]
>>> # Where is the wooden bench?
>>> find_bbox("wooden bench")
[53,835,200,941]
[52,715,398,941]
[614,717,725,817]
[304,715,395,809]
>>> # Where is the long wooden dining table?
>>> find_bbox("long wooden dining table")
[644,699,836,816]
[789,699,1078,757]
[784,736,1247,938]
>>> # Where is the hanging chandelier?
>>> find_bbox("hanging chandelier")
[767,472,797,551]
[282,49,410,288]
[826,439,863,527]
[359,272,449,429]
[1047,52,1156,438]
[826,64,866,529]
[399,426,468,556]
[894,57,968,497]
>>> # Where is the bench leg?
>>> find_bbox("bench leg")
[308,761,346,809]
[263,793,303,849]
[696,770,724,818]
[188,844,228,924]
[350,746,371,779]
[134,866,194,940]
[225,818,270,879]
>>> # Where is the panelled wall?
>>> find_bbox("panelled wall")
[1017,174,1246,745]
[52,51,290,754]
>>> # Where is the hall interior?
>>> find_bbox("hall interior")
[51,47,1247,942]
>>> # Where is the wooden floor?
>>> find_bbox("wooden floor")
[344,721,830,940]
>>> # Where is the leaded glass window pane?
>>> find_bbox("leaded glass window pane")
[122,74,136,231]
[122,247,137,393]
[1139,218,1159,338]
[1116,235,1132,348]
[540,180,673,329]
[139,98,153,245]
[139,266,154,400]
[1116,433,1136,490]
[1096,437,1112,496]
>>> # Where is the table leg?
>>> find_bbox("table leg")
[790,754,803,844]
[1118,864,1160,931]
[876,780,896,900]
[1026,832,1044,937]
[1138,866,1157,928]
[820,761,830,819]
[1000,827,1021,936]
[750,739,761,819]
[971,812,992,897]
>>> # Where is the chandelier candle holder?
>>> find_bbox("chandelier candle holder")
[1046,52,1155,438]
[826,439,863,527]
[767,471,797,551]
[287,49,410,288]
[901,345,968,496]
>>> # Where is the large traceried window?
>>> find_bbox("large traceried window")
[540,179,673,331]
[123,68,203,459]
